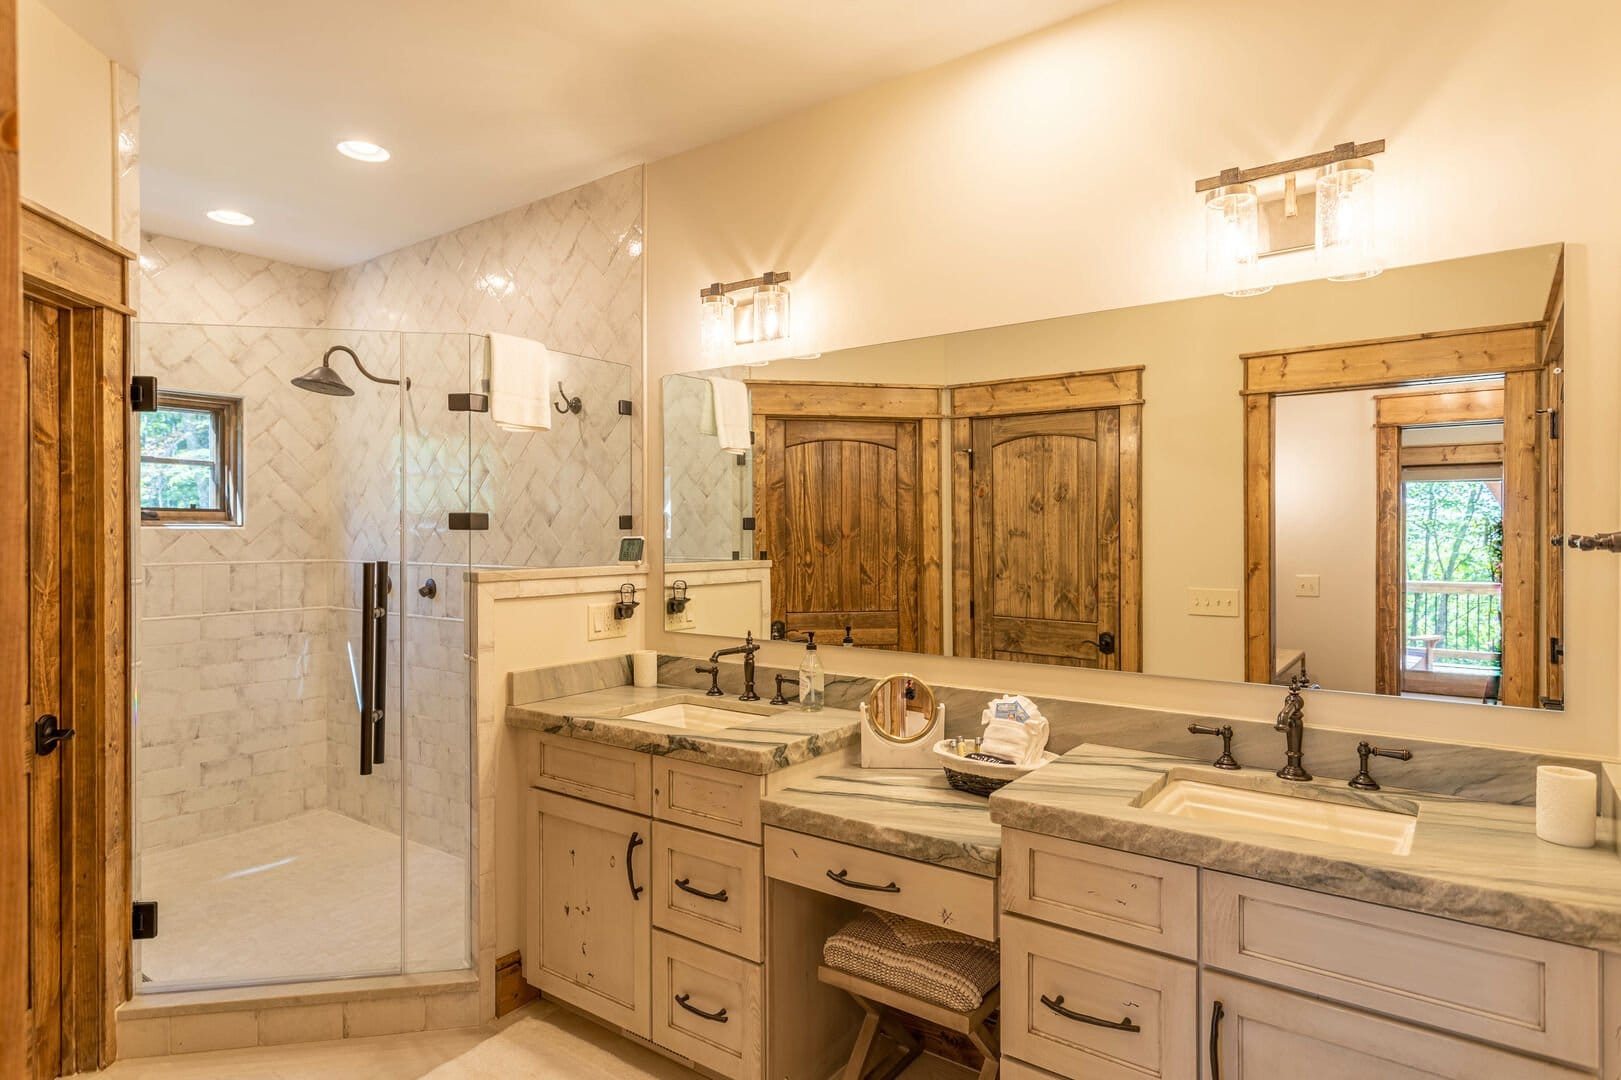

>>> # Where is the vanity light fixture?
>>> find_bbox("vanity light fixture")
[698,270,793,359]
[206,208,255,227]
[1196,140,1385,293]
[337,139,391,163]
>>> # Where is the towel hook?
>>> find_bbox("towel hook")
[553,382,582,415]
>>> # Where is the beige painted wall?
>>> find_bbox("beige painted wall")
[643,0,1621,757]
[1274,390,1379,694]
[19,0,115,237]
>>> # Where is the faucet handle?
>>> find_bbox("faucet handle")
[1349,741,1412,791]
[1188,723,1240,770]
[695,664,723,697]
[770,673,799,706]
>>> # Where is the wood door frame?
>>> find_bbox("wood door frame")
[1373,386,1506,698]
[1242,320,1551,706]
[746,380,944,652]
[948,367,1144,670]
[1,8,23,1073]
[19,200,132,1073]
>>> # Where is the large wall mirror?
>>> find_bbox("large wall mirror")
[662,243,1565,711]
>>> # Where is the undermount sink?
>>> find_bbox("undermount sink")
[620,696,781,733]
[1139,777,1418,856]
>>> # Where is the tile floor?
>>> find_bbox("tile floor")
[137,810,468,988]
[94,1000,974,1079]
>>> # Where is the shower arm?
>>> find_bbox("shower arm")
[323,344,407,388]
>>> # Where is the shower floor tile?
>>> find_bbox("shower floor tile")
[137,810,468,989]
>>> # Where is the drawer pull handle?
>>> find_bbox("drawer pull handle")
[1040,995,1141,1033]
[1209,999,1225,1079]
[674,877,729,903]
[675,993,729,1023]
[826,868,900,893]
[626,832,644,900]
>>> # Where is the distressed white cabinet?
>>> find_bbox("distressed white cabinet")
[524,788,652,1038]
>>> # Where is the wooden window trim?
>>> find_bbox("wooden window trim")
[138,389,244,526]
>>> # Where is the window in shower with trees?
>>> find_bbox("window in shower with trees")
[138,389,244,525]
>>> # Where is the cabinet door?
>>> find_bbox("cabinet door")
[1202,973,1589,1080]
[525,788,651,1037]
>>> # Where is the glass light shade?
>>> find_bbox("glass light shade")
[698,292,736,362]
[1315,158,1380,281]
[1204,184,1270,297]
[753,282,791,342]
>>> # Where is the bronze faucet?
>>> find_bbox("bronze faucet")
[1274,674,1312,781]
[708,631,761,701]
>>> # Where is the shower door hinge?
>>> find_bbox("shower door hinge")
[448,512,489,531]
[130,375,158,412]
[448,392,490,413]
[618,399,634,416]
[618,515,634,530]
[132,900,158,940]
[1549,408,1560,440]
[1550,636,1564,665]
[741,516,756,531]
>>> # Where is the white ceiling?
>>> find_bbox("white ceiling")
[44,0,1111,269]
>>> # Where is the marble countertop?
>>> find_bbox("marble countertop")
[761,767,1001,877]
[505,685,860,775]
[990,744,1621,950]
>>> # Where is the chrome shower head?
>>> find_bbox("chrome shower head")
[291,344,405,396]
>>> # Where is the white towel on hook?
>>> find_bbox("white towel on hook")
[488,333,553,433]
[709,377,750,455]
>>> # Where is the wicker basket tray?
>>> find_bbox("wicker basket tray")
[932,738,1056,796]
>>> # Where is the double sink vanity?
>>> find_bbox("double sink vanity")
[506,654,1621,1080]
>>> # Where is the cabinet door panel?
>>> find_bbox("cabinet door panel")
[525,789,651,1037]
[1202,973,1588,1080]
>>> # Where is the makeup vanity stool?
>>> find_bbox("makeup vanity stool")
[817,908,1001,1080]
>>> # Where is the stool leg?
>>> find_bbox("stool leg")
[842,1005,882,1080]
[870,1013,923,1080]
[968,1016,1000,1080]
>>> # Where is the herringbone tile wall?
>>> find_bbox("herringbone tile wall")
[140,234,334,328]
[663,372,749,560]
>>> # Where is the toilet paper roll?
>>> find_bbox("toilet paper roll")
[631,650,658,689]
[1535,765,1598,849]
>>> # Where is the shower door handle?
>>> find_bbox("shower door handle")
[371,559,388,766]
[359,562,376,775]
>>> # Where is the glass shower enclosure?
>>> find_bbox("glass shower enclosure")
[130,322,481,989]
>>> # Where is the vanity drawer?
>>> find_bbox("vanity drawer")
[652,931,764,1080]
[1001,831,1198,959]
[651,821,763,962]
[532,734,651,815]
[1001,913,1197,1080]
[1201,872,1600,1069]
[763,826,997,942]
[655,757,762,842]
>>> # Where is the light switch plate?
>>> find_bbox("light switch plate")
[1295,574,1322,598]
[586,602,628,641]
[1188,587,1240,617]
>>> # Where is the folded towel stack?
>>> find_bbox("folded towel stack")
[977,694,1049,766]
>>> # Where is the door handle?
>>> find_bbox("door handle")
[371,560,388,766]
[1209,999,1225,1079]
[35,714,75,757]
[626,832,645,900]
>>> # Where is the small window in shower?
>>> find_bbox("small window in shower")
[138,389,244,525]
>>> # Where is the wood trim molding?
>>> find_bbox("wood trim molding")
[20,203,131,315]
[1242,324,1541,396]
[1499,370,1540,708]
[1373,425,1403,696]
[745,380,940,419]
[1242,394,1274,684]
[949,366,1143,417]
[949,418,973,657]
[918,419,944,654]
[1119,403,1144,672]
[1375,385,1504,427]
[1399,443,1504,468]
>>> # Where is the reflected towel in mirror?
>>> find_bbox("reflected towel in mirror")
[488,333,554,432]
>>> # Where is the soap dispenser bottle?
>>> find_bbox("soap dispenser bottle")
[799,633,825,711]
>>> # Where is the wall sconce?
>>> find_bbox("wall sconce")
[1196,140,1385,295]
[697,271,792,360]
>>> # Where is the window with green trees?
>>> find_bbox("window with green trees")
[1404,477,1503,671]
[138,391,243,525]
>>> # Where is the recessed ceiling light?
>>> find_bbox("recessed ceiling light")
[207,209,255,226]
[337,139,391,163]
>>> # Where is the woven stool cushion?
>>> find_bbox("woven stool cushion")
[822,908,1000,1013]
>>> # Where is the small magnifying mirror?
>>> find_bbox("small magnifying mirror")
[860,675,944,767]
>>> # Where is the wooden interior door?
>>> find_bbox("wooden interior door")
[757,417,922,650]
[24,297,65,1080]
[970,408,1121,667]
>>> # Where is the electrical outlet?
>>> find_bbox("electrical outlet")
[665,607,696,632]
[1294,574,1322,598]
[586,602,628,641]
[1187,587,1240,617]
